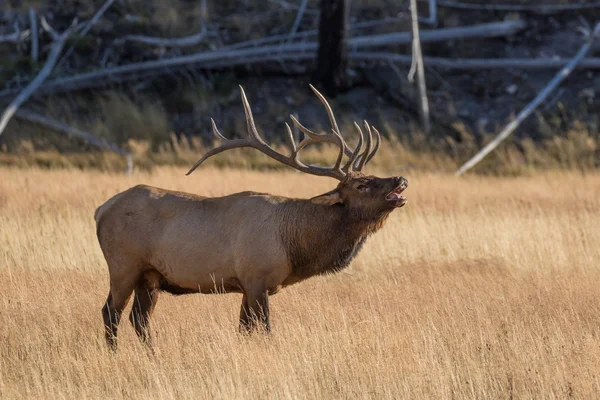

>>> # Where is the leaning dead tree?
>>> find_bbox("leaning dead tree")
[0,6,132,173]
[0,18,78,137]
[314,0,349,96]
[456,23,600,176]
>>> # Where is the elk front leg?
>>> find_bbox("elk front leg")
[244,288,271,333]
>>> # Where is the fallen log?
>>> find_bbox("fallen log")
[5,48,600,100]
[421,0,600,12]
[349,20,525,49]
[352,52,600,69]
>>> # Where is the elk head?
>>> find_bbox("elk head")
[186,84,408,215]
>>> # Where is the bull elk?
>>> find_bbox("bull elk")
[95,85,408,350]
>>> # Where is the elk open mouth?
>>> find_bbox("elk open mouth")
[386,186,407,207]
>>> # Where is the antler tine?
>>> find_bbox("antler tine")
[342,122,364,173]
[309,84,341,135]
[284,122,297,153]
[239,85,267,145]
[185,137,245,176]
[309,84,357,158]
[354,120,373,171]
[365,126,381,165]
[187,86,347,181]
[211,118,228,141]
[289,114,345,173]
[186,118,245,175]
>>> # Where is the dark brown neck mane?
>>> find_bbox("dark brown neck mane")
[279,199,391,281]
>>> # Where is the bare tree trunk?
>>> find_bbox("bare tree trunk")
[314,0,348,96]
[409,0,431,134]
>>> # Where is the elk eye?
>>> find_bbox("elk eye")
[357,184,369,192]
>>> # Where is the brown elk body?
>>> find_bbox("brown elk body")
[96,86,407,349]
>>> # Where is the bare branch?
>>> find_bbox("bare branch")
[29,9,38,62]
[286,0,308,44]
[117,29,208,48]
[40,16,59,40]
[0,21,77,137]
[55,0,116,70]
[266,0,319,14]
[0,22,27,43]
[409,0,431,134]
[82,0,115,36]
[455,23,600,176]
[418,0,437,26]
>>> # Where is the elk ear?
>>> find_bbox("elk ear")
[310,190,342,206]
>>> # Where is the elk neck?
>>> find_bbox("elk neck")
[279,198,392,281]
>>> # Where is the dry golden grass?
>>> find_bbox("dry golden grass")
[1,166,600,399]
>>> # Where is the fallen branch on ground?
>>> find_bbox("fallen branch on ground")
[14,109,129,156]
[455,23,600,176]
[116,0,207,48]
[0,20,78,137]
[116,28,208,47]
[14,109,132,173]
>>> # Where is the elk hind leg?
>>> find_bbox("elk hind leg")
[102,266,139,350]
[239,294,251,333]
[129,271,160,348]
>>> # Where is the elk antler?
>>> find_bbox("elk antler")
[353,121,381,171]
[186,85,381,180]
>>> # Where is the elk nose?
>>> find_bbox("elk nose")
[395,176,408,189]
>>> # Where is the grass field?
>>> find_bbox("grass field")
[1,166,600,399]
